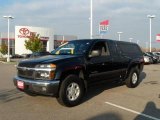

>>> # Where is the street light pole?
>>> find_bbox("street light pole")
[129,38,133,42]
[146,42,148,52]
[90,0,93,39]
[117,32,123,41]
[147,15,155,52]
[3,15,14,62]
[137,40,139,44]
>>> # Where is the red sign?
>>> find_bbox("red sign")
[99,20,109,34]
[19,28,30,36]
[100,20,109,26]
[17,27,49,41]
[18,28,31,38]
[156,34,160,42]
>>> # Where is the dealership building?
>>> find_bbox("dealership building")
[0,26,77,55]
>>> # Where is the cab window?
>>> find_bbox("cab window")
[90,41,110,57]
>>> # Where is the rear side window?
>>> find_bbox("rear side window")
[108,41,119,56]
[117,43,142,56]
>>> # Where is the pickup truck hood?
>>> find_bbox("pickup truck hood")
[18,55,83,67]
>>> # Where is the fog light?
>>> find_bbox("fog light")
[42,87,47,91]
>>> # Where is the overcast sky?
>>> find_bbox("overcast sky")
[0,0,160,48]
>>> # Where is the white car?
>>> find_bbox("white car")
[143,56,153,64]
[2,54,12,58]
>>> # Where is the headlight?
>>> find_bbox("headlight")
[35,64,56,80]
[36,64,56,69]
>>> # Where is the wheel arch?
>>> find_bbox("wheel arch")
[125,62,141,79]
[57,67,87,97]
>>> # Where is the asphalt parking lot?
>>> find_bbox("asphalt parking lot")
[0,63,160,120]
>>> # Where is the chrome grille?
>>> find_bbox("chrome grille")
[18,67,35,79]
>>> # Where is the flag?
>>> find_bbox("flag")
[100,20,109,26]
[99,20,109,34]
[156,34,160,42]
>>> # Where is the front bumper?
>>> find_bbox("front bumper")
[13,76,60,96]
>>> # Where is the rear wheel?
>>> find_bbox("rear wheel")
[125,67,140,88]
[57,75,84,107]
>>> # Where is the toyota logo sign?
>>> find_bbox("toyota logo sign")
[19,28,30,36]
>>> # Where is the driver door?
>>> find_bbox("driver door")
[87,41,113,83]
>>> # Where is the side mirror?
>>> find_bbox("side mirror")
[89,50,100,57]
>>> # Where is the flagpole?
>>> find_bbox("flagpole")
[90,0,93,39]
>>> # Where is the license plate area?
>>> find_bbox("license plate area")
[17,81,24,89]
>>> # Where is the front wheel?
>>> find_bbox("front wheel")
[125,67,140,88]
[57,75,84,107]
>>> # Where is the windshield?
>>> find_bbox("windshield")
[51,40,92,55]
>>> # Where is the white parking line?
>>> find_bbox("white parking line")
[105,101,160,120]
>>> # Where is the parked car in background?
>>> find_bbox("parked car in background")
[11,54,23,59]
[3,54,12,58]
[143,55,153,64]
[152,52,160,62]
[144,52,158,64]
[30,51,51,58]
[146,52,160,63]
[21,54,31,58]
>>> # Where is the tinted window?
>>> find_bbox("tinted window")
[117,43,142,56]
[108,41,119,56]
[51,40,92,55]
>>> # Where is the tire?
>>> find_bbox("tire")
[125,67,140,88]
[57,75,84,107]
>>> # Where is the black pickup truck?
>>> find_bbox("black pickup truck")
[13,39,144,107]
